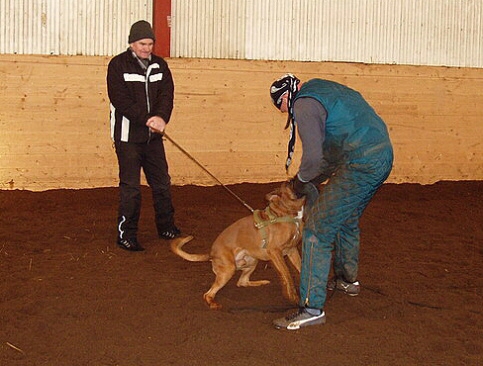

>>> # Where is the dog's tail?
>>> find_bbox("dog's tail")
[170,235,210,262]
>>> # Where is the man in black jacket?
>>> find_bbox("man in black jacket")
[107,20,180,252]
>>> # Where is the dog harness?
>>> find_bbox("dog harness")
[253,207,303,248]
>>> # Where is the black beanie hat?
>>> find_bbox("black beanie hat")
[128,20,155,43]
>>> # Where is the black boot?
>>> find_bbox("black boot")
[159,226,181,240]
[117,238,144,251]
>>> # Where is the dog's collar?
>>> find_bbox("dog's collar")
[253,207,302,248]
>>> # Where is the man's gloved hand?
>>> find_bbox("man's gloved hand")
[289,175,320,207]
[310,173,329,187]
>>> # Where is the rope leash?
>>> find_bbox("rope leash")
[163,133,255,213]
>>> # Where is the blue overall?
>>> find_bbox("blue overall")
[295,79,394,309]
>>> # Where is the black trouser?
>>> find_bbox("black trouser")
[115,139,175,241]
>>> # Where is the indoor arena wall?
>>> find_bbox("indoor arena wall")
[1,55,481,190]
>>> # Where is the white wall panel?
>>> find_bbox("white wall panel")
[171,0,483,68]
[171,0,246,59]
[0,0,152,56]
[1,0,483,67]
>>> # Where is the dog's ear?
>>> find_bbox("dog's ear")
[267,193,281,203]
[265,188,281,202]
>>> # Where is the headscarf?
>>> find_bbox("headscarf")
[270,73,300,171]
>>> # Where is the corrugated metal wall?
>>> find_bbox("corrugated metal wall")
[171,0,483,68]
[0,0,152,56]
[1,0,482,67]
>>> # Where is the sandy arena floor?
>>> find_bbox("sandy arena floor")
[1,181,482,366]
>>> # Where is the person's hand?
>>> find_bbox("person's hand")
[146,116,167,134]
[310,173,329,187]
[289,176,319,207]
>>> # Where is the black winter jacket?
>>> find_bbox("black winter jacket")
[107,49,174,143]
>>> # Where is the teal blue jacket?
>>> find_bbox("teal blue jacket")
[294,79,392,179]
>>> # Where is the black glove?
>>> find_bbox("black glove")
[310,173,329,186]
[289,176,320,207]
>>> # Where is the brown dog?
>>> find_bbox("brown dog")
[170,182,305,309]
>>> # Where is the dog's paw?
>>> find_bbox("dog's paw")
[209,302,222,310]
[204,293,222,310]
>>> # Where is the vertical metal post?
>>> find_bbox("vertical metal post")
[152,0,171,57]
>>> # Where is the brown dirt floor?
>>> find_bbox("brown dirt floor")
[0,181,482,366]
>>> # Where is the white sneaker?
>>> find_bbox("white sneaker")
[273,308,326,330]
[328,278,360,296]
